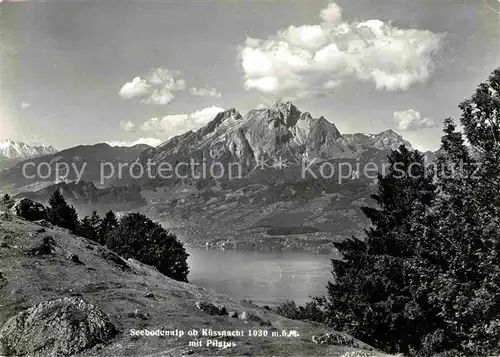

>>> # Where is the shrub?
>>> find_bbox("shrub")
[13,198,48,222]
[276,298,326,322]
[104,213,189,282]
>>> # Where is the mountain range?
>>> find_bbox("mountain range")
[134,102,413,179]
[0,143,151,194]
[0,139,58,171]
[1,102,431,251]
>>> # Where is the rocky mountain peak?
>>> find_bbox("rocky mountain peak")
[198,108,242,137]
[269,101,301,128]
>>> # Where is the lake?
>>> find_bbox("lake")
[187,248,335,306]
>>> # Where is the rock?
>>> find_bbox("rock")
[127,309,149,320]
[195,300,228,316]
[35,219,53,228]
[67,252,83,264]
[145,292,155,299]
[228,311,238,318]
[36,227,46,233]
[96,246,130,271]
[27,235,56,256]
[0,272,6,288]
[0,211,12,220]
[311,331,358,347]
[0,296,116,356]
[238,311,271,326]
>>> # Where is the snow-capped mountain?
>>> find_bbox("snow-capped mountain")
[0,139,58,160]
[0,139,59,170]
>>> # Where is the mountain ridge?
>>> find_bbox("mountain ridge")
[0,139,59,171]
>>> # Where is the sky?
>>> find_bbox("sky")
[1,0,499,151]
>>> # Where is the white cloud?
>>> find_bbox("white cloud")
[238,1,444,98]
[394,109,436,131]
[20,102,31,109]
[106,137,162,147]
[118,68,186,105]
[320,2,342,22]
[140,106,225,137]
[190,87,222,98]
[120,120,136,132]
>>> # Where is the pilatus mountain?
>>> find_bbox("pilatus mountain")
[3,102,423,252]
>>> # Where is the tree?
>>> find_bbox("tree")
[99,210,118,244]
[104,213,189,282]
[415,70,500,356]
[78,211,101,242]
[2,194,10,202]
[47,190,79,232]
[321,68,500,356]
[324,147,436,354]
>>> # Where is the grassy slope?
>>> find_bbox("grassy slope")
[0,214,397,357]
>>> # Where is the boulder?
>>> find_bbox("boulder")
[228,311,238,318]
[0,296,116,356]
[67,252,83,264]
[311,331,362,348]
[96,246,130,271]
[35,219,53,228]
[238,311,271,326]
[195,300,228,316]
[27,235,56,256]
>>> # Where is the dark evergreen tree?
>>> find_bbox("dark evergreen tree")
[99,210,118,244]
[78,211,101,241]
[2,194,10,202]
[416,69,500,356]
[324,146,436,354]
[47,190,79,232]
[104,213,189,282]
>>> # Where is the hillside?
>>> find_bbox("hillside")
[13,181,146,216]
[0,211,397,357]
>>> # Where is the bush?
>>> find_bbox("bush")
[105,213,189,282]
[276,298,326,322]
[13,198,48,221]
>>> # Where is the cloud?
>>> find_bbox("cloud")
[20,102,31,109]
[140,106,225,137]
[120,120,136,132]
[118,68,186,105]
[190,87,222,98]
[106,137,162,147]
[394,109,436,131]
[238,1,444,98]
[320,2,342,22]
